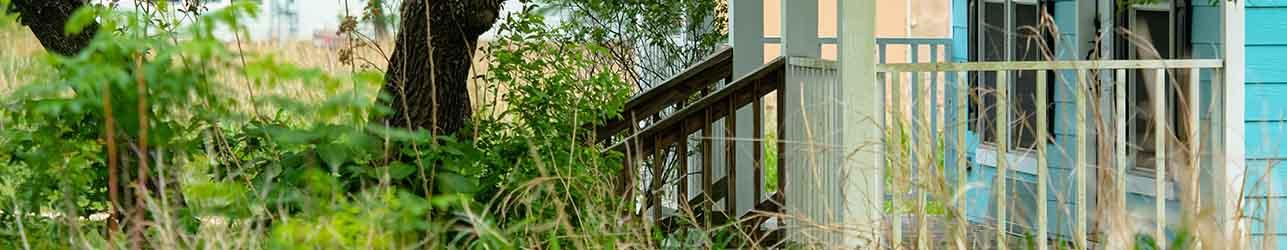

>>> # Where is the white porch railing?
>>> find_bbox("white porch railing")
[873,59,1224,249]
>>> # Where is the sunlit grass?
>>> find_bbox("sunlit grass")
[0,25,44,94]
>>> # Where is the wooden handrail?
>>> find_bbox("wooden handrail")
[604,57,785,156]
[596,47,734,141]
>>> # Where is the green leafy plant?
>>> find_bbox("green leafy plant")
[0,0,656,248]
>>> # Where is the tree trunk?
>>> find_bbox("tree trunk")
[8,0,97,56]
[381,0,503,135]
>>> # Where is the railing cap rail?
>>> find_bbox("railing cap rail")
[877,59,1224,72]
[787,57,838,70]
[602,57,787,153]
[594,47,734,140]
[874,37,954,45]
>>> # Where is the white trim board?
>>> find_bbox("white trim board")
[1220,0,1247,242]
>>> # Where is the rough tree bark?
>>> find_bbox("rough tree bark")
[382,0,504,135]
[8,0,97,56]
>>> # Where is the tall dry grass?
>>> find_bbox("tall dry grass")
[0,25,45,94]
[859,12,1257,249]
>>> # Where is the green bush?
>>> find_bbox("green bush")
[0,1,643,248]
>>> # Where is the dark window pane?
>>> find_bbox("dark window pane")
[1012,3,1042,149]
[969,1,1050,149]
[1128,9,1172,171]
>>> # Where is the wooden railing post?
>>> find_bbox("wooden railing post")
[890,71,903,248]
[1075,69,1088,250]
[753,80,764,206]
[726,95,738,216]
[917,71,931,249]
[678,128,690,214]
[776,77,787,235]
[996,70,1009,250]
[1153,68,1168,248]
[652,135,665,221]
[1115,69,1129,249]
[955,71,969,250]
[1036,70,1049,250]
[703,109,714,216]
[1187,67,1202,247]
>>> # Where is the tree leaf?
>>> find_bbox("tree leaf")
[387,162,415,180]
[65,6,97,35]
[316,143,349,170]
[435,172,479,194]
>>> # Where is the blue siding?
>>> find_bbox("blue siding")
[949,0,1090,240]
[953,0,968,63]
[1247,83,1287,122]
[1246,161,1287,241]
[1247,122,1287,160]
[1049,0,1083,240]
[1247,1,1287,247]
[947,0,969,188]
[941,1,1287,247]
[1248,0,1287,7]
[1247,46,1287,83]
[1245,8,1287,46]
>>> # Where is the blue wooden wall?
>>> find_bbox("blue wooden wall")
[946,0,1269,246]
[948,0,1087,239]
[1244,1,1287,248]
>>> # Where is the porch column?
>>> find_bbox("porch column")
[730,0,764,218]
[780,0,827,245]
[1220,0,1247,246]
[781,0,821,58]
[839,0,881,247]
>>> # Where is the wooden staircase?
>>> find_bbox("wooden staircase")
[594,47,791,247]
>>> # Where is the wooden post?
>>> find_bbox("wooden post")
[1075,69,1087,250]
[839,0,881,246]
[703,110,714,215]
[1116,69,1130,249]
[997,70,1009,250]
[1220,0,1247,247]
[782,0,822,244]
[1037,70,1049,250]
[754,81,764,205]
[891,72,904,248]
[1188,68,1202,246]
[726,97,738,215]
[956,71,969,249]
[1153,68,1167,249]
[731,0,765,218]
[679,128,690,213]
[782,0,820,58]
[653,136,665,221]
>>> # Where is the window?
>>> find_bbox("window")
[968,0,1055,150]
[1117,1,1191,172]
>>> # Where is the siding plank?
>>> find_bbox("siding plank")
[1248,1,1287,7]
[1247,83,1287,122]
[1245,161,1287,235]
[1246,123,1287,159]
[1247,46,1287,83]
[1247,8,1287,45]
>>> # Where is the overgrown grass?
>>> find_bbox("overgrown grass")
[0,1,1267,249]
[0,3,678,249]
[0,25,45,94]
